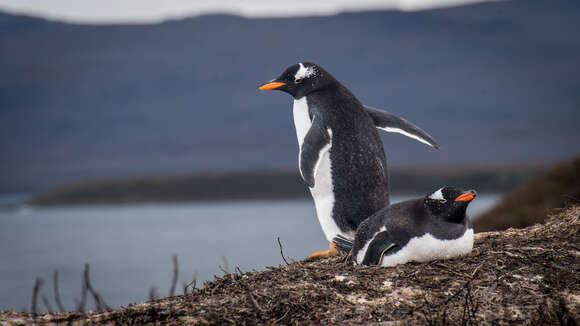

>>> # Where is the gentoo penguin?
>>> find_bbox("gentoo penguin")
[334,187,477,266]
[258,62,439,258]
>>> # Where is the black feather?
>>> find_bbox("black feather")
[332,234,354,253]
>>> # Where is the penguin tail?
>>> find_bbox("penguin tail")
[332,235,354,254]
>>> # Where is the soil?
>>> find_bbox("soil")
[1,206,578,325]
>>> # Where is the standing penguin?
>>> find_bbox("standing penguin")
[258,62,439,258]
[334,187,477,266]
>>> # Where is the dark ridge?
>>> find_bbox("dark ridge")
[475,154,580,232]
[29,166,544,205]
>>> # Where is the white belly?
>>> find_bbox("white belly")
[293,97,343,242]
[378,228,474,267]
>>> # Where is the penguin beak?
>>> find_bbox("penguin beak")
[455,190,477,202]
[258,81,286,90]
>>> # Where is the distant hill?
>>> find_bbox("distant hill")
[29,166,544,205]
[475,154,580,232]
[1,0,579,192]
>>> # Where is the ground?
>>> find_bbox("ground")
[1,206,578,325]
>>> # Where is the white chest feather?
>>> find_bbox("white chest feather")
[369,228,474,267]
[292,97,311,146]
[292,98,342,242]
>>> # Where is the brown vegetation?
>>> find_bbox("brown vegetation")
[475,155,580,232]
[1,205,578,325]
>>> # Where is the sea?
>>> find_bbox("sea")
[0,194,501,312]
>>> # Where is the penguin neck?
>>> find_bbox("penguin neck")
[304,83,362,116]
[440,205,468,224]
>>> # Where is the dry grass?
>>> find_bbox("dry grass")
[2,206,578,325]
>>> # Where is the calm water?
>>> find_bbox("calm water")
[0,194,500,312]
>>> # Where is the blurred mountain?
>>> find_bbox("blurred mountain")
[1,0,579,192]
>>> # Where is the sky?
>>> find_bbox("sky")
[0,0,500,24]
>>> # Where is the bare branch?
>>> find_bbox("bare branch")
[53,271,66,312]
[82,264,111,311]
[31,277,44,314]
[76,266,88,312]
[277,237,289,265]
[41,295,54,313]
[184,272,198,295]
[169,255,179,297]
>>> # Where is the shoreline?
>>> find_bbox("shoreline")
[28,166,543,206]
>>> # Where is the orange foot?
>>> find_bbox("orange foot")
[307,242,339,260]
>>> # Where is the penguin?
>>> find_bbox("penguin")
[333,187,477,266]
[258,62,439,259]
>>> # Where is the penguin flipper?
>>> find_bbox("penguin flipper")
[299,114,331,187]
[332,234,354,254]
[363,105,440,149]
[361,231,397,266]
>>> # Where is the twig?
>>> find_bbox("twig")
[246,288,265,315]
[31,277,44,314]
[83,264,111,310]
[41,295,54,313]
[470,263,483,279]
[240,279,265,317]
[77,266,88,312]
[274,307,291,324]
[169,255,179,297]
[277,237,289,265]
[433,263,472,278]
[218,266,228,275]
[53,271,66,312]
[184,273,198,295]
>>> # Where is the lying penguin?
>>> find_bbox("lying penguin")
[258,62,439,259]
[334,187,476,266]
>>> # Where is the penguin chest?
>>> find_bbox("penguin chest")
[379,228,474,267]
[292,97,342,242]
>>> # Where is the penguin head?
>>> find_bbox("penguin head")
[424,186,477,222]
[258,62,335,99]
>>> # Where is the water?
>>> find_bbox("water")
[0,194,500,312]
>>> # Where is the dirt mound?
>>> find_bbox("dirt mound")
[475,155,580,232]
[2,206,579,325]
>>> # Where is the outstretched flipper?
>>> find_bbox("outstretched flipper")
[364,105,440,149]
[361,231,397,266]
[299,112,331,188]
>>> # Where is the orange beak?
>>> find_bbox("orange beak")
[455,191,476,202]
[258,82,285,90]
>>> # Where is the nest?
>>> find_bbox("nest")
[2,206,579,325]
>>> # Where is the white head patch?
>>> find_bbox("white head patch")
[294,63,316,82]
[429,188,446,201]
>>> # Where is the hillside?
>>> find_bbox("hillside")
[1,205,578,325]
[475,155,580,232]
[1,0,580,192]
[29,165,542,205]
